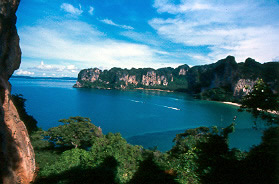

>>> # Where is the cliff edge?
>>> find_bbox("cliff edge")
[0,0,36,183]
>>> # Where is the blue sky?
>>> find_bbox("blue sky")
[15,0,279,77]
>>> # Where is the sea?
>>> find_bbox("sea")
[9,77,266,152]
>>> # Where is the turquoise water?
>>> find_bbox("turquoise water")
[10,77,266,152]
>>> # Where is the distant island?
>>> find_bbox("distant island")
[74,56,279,102]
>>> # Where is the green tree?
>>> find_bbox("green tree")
[238,79,279,183]
[239,79,279,125]
[45,116,103,149]
[167,124,237,184]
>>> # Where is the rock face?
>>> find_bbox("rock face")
[74,56,279,98]
[79,68,101,82]
[178,68,187,75]
[233,79,256,97]
[74,67,176,89]
[0,0,36,183]
[142,71,168,86]
[119,74,138,86]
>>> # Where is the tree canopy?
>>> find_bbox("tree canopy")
[45,116,103,149]
[239,79,279,125]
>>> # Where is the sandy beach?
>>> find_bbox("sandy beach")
[221,101,241,107]
[222,101,279,115]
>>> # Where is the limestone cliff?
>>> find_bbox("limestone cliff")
[141,71,169,86]
[0,0,36,183]
[233,79,256,97]
[74,56,279,100]
[74,67,177,90]
[73,66,183,91]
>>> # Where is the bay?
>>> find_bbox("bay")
[10,77,266,152]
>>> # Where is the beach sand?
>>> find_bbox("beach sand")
[222,101,279,115]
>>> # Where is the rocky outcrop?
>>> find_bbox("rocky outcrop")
[119,74,138,86]
[74,56,279,98]
[185,56,239,93]
[211,56,238,88]
[74,68,101,88]
[78,68,101,82]
[0,0,36,183]
[74,67,174,89]
[179,68,187,75]
[233,79,256,97]
[142,71,166,86]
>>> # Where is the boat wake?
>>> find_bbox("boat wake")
[128,99,181,111]
[129,99,144,103]
[162,105,181,111]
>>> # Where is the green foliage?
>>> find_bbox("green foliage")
[168,76,188,92]
[236,79,279,183]
[11,94,38,133]
[169,127,211,157]
[243,126,279,184]
[39,148,89,176]
[238,58,262,79]
[33,117,180,183]
[128,155,179,184]
[166,124,238,184]
[31,112,278,184]
[35,131,170,184]
[80,80,111,89]
[30,129,63,173]
[45,116,103,149]
[86,133,145,183]
[36,129,143,183]
[166,147,200,184]
[196,87,235,102]
[239,79,279,125]
[221,122,235,141]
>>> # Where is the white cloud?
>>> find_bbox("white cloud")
[100,19,134,30]
[36,61,54,70]
[19,20,179,70]
[120,31,161,46]
[15,69,35,76]
[154,0,214,14]
[88,6,94,15]
[31,61,78,73]
[150,0,279,63]
[61,3,83,15]
[101,19,117,26]
[66,65,77,70]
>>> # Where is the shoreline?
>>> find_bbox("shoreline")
[221,101,279,115]
[221,101,241,107]
[134,87,173,93]
[73,85,174,93]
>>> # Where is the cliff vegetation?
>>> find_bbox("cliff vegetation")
[74,56,279,102]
